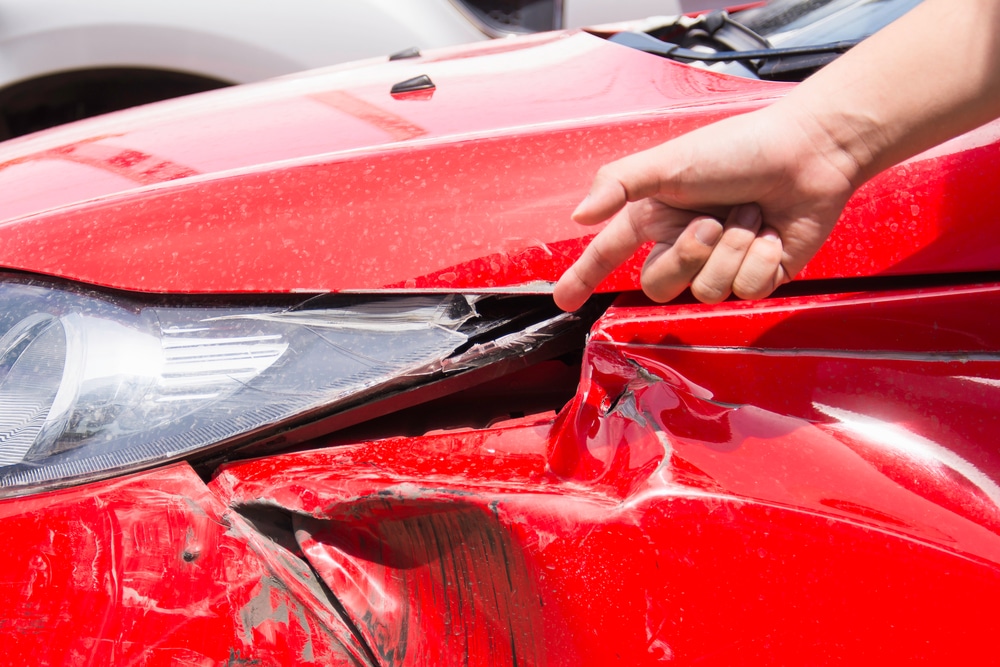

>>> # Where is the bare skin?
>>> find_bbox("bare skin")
[553,0,1000,312]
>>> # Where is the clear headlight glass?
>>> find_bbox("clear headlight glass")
[0,277,500,496]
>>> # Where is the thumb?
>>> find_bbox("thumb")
[572,148,669,225]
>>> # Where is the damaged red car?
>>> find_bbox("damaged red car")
[0,0,998,664]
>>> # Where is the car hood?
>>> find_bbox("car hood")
[0,28,997,294]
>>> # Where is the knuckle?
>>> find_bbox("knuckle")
[674,239,710,270]
[732,270,774,300]
[640,259,687,304]
[573,244,622,290]
[567,264,598,292]
[586,243,621,277]
[640,273,681,303]
[593,164,623,189]
[719,228,756,253]
[691,277,728,304]
[731,281,766,300]
[732,233,784,299]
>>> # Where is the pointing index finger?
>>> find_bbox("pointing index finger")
[554,205,646,311]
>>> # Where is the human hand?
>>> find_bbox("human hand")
[553,105,859,311]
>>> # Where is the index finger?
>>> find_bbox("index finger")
[553,202,695,311]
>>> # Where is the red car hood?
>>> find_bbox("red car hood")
[0,29,997,294]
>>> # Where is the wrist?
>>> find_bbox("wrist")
[782,101,885,190]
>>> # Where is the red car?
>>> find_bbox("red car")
[0,0,997,664]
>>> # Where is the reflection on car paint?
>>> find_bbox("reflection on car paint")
[0,2,998,663]
[3,286,999,663]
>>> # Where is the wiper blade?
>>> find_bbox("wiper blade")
[609,30,859,64]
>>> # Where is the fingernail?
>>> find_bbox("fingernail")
[694,219,723,246]
[734,204,761,229]
[572,195,591,219]
[760,227,782,243]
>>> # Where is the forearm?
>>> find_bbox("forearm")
[773,0,1000,187]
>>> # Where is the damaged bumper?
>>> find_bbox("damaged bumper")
[3,284,1000,665]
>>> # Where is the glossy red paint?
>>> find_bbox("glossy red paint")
[35,283,997,663]
[0,463,374,665]
[1,11,999,666]
[207,283,1000,664]
[1,30,998,294]
[1,286,997,663]
[0,31,769,216]
[0,31,775,294]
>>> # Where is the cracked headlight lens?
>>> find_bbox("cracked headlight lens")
[0,277,481,497]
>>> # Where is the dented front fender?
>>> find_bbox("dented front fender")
[2,284,1000,665]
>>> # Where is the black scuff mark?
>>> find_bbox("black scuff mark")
[291,603,317,663]
[230,503,382,667]
[225,646,262,666]
[294,493,545,666]
[237,573,366,667]
[238,576,288,644]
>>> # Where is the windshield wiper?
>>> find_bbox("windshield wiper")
[607,8,861,80]
[608,30,859,80]
[609,30,859,63]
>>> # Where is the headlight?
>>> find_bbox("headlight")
[0,275,577,497]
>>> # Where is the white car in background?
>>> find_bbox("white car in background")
[0,0,723,139]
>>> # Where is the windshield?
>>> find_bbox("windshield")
[718,0,923,77]
[611,0,923,81]
[739,0,923,47]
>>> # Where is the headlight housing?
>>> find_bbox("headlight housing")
[0,275,578,497]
